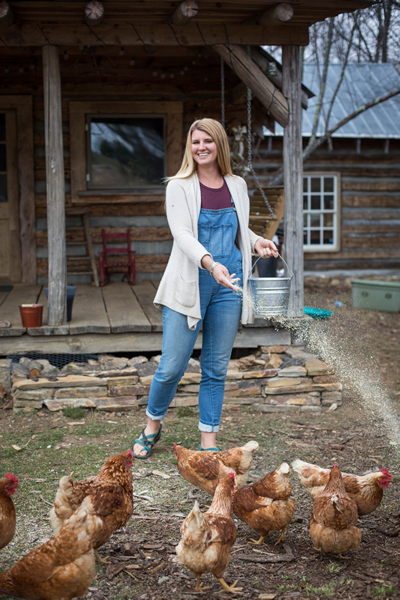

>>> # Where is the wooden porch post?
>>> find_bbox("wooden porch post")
[42,45,66,325]
[282,45,303,317]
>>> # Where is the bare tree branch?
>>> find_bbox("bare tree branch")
[309,18,334,144]
[325,13,358,130]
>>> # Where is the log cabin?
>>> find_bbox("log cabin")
[0,0,372,355]
[258,61,400,273]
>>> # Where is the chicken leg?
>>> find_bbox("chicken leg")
[249,535,265,545]
[218,578,242,593]
[194,574,204,591]
[274,526,286,546]
[94,549,110,564]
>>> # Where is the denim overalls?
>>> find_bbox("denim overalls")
[146,203,243,433]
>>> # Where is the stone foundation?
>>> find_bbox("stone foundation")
[10,347,341,413]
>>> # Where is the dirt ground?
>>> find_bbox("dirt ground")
[0,280,399,600]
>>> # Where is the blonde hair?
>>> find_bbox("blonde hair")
[168,118,234,180]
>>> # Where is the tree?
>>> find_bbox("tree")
[267,5,400,185]
[266,0,400,67]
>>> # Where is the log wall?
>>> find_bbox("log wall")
[1,46,255,283]
[253,136,400,271]
[6,44,396,278]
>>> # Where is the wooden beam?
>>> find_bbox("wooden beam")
[168,0,198,26]
[215,44,288,127]
[250,48,308,109]
[253,100,275,134]
[0,1,14,27]
[84,1,104,27]
[259,3,294,27]
[0,23,309,47]
[282,45,303,318]
[42,45,67,326]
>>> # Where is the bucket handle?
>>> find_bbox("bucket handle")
[252,252,293,280]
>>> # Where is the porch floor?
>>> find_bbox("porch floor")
[0,282,290,354]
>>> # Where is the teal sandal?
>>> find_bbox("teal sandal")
[198,445,220,452]
[132,425,162,459]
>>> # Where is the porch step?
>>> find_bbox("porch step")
[65,212,99,287]
[67,271,94,276]
[67,256,91,261]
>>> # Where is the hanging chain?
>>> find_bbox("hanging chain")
[221,57,225,129]
[246,47,275,221]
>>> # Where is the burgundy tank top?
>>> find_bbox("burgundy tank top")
[200,180,232,209]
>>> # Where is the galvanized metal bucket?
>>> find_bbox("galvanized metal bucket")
[249,253,293,317]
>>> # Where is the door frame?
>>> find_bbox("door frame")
[0,96,35,283]
[0,111,21,282]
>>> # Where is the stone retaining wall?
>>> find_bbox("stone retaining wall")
[9,346,342,413]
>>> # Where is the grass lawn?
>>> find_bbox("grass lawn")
[0,279,399,599]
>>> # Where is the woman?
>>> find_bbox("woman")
[132,118,278,458]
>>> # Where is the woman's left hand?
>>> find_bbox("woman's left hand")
[254,238,279,258]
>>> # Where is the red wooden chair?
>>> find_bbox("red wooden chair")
[99,229,136,286]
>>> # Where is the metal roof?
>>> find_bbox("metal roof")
[271,63,400,139]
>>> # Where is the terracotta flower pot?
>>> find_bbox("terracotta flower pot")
[19,304,43,328]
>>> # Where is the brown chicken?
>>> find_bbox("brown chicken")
[50,449,133,560]
[0,500,103,600]
[291,459,392,516]
[0,473,18,550]
[310,463,361,558]
[174,440,258,495]
[176,473,239,593]
[232,462,295,545]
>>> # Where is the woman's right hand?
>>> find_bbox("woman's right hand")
[211,263,240,291]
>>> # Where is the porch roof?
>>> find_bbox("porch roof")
[1,1,373,47]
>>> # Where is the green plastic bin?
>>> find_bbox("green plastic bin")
[351,279,400,313]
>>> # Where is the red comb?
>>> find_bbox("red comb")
[380,467,392,478]
[334,462,338,468]
[5,473,18,485]
[173,443,177,448]
[228,472,235,480]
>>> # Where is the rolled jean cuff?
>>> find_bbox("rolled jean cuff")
[146,408,167,421]
[198,421,220,433]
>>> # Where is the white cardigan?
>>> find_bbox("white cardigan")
[154,173,261,329]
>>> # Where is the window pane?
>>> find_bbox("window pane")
[324,213,333,227]
[89,116,165,188]
[0,114,5,142]
[303,178,308,192]
[0,174,7,202]
[303,231,308,245]
[324,177,334,192]
[0,145,6,171]
[303,213,308,227]
[303,195,308,210]
[311,195,321,210]
[311,214,321,227]
[311,177,321,192]
[323,230,334,244]
[310,230,320,244]
[324,195,334,210]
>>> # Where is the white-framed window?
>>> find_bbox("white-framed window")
[303,173,340,252]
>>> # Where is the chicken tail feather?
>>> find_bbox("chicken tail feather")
[237,441,259,473]
[50,475,75,532]
[180,501,209,549]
